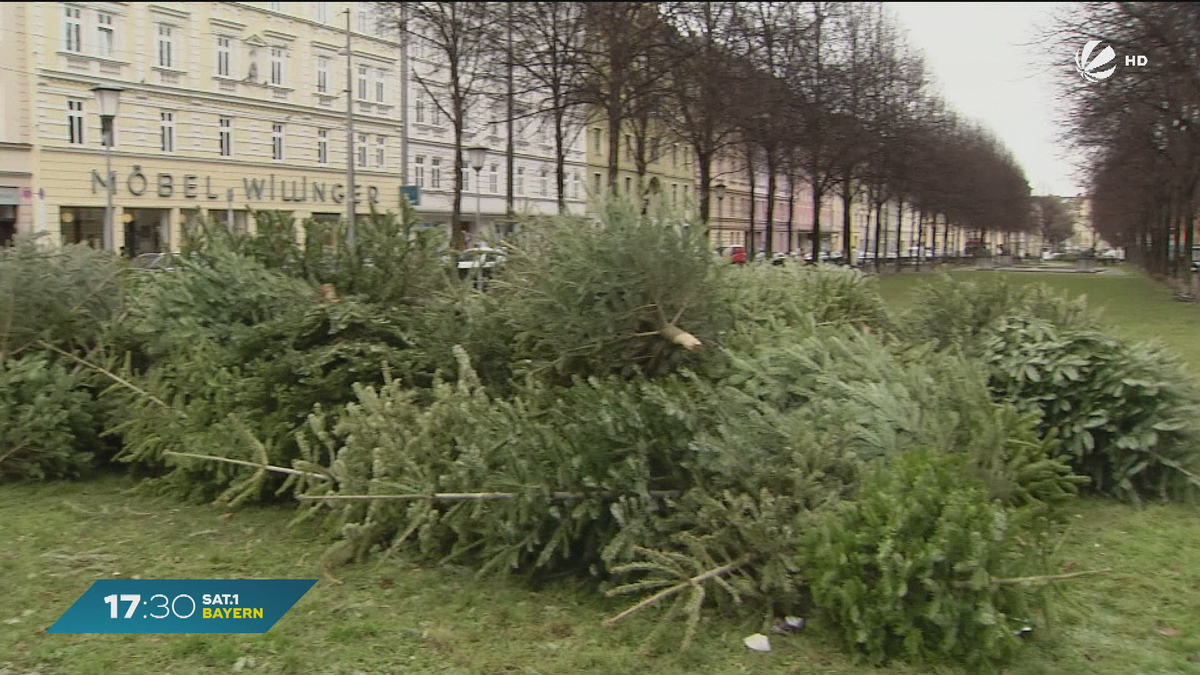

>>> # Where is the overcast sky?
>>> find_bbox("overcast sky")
[885,2,1083,197]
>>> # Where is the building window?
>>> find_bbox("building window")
[219,116,232,156]
[270,2,283,12]
[592,128,601,153]
[315,2,328,23]
[160,112,175,153]
[683,184,690,201]
[414,155,425,188]
[516,167,524,196]
[572,172,580,199]
[593,172,601,195]
[415,91,425,123]
[430,158,441,189]
[671,184,678,204]
[489,163,498,194]
[539,169,548,197]
[64,6,82,53]
[624,176,632,194]
[461,165,470,193]
[317,56,329,93]
[356,133,367,167]
[671,144,678,168]
[97,12,114,57]
[217,36,232,77]
[357,66,368,100]
[375,68,385,103]
[272,123,284,160]
[317,129,328,164]
[375,135,385,168]
[357,3,370,33]
[67,100,84,145]
[650,137,660,162]
[270,47,285,86]
[625,134,632,161]
[157,24,174,68]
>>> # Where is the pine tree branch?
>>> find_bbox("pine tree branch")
[163,450,329,480]
[976,568,1113,587]
[603,554,755,626]
[36,340,181,417]
[296,489,680,502]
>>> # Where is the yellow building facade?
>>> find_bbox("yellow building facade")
[583,112,697,216]
[7,1,407,254]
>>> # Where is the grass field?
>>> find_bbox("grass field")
[2,267,1199,675]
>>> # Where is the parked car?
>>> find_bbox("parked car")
[715,245,746,264]
[456,246,505,289]
[131,252,179,271]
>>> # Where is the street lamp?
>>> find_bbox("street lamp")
[713,182,726,222]
[92,85,123,254]
[467,145,487,243]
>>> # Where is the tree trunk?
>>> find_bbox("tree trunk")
[915,209,925,271]
[878,199,888,270]
[841,181,853,264]
[554,106,567,215]
[930,213,938,268]
[765,148,776,257]
[607,104,622,196]
[746,143,757,260]
[698,149,712,229]
[812,177,823,263]
[506,4,515,217]
[894,199,903,272]
[786,174,796,255]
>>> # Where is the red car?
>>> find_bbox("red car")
[716,245,746,264]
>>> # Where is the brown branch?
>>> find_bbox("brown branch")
[603,555,754,626]
[984,568,1113,587]
[297,489,680,502]
[163,451,328,480]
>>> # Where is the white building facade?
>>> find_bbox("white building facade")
[0,1,585,253]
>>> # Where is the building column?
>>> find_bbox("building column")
[168,207,181,252]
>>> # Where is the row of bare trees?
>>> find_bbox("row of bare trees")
[380,2,1033,261]
[1057,3,1200,282]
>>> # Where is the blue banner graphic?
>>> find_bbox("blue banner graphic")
[46,579,317,634]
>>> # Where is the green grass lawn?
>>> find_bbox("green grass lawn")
[3,267,1200,675]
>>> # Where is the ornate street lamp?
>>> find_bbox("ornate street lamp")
[467,145,488,241]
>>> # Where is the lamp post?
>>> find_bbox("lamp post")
[467,145,487,242]
[91,85,122,254]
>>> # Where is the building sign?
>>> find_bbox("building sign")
[90,165,386,206]
[401,185,420,206]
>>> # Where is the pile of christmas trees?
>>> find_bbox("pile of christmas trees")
[7,200,1200,666]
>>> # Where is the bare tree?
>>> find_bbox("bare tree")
[382,2,501,248]
[662,1,743,226]
[578,2,677,195]
[508,2,588,214]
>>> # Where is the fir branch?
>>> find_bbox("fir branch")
[974,568,1113,587]
[296,489,679,502]
[163,450,328,480]
[603,554,755,626]
[36,340,181,417]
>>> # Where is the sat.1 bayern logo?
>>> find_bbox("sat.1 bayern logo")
[1075,40,1116,82]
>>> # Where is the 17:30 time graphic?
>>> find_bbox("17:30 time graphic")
[103,593,199,620]
[47,580,314,634]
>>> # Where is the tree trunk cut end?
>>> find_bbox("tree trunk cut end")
[659,323,703,351]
